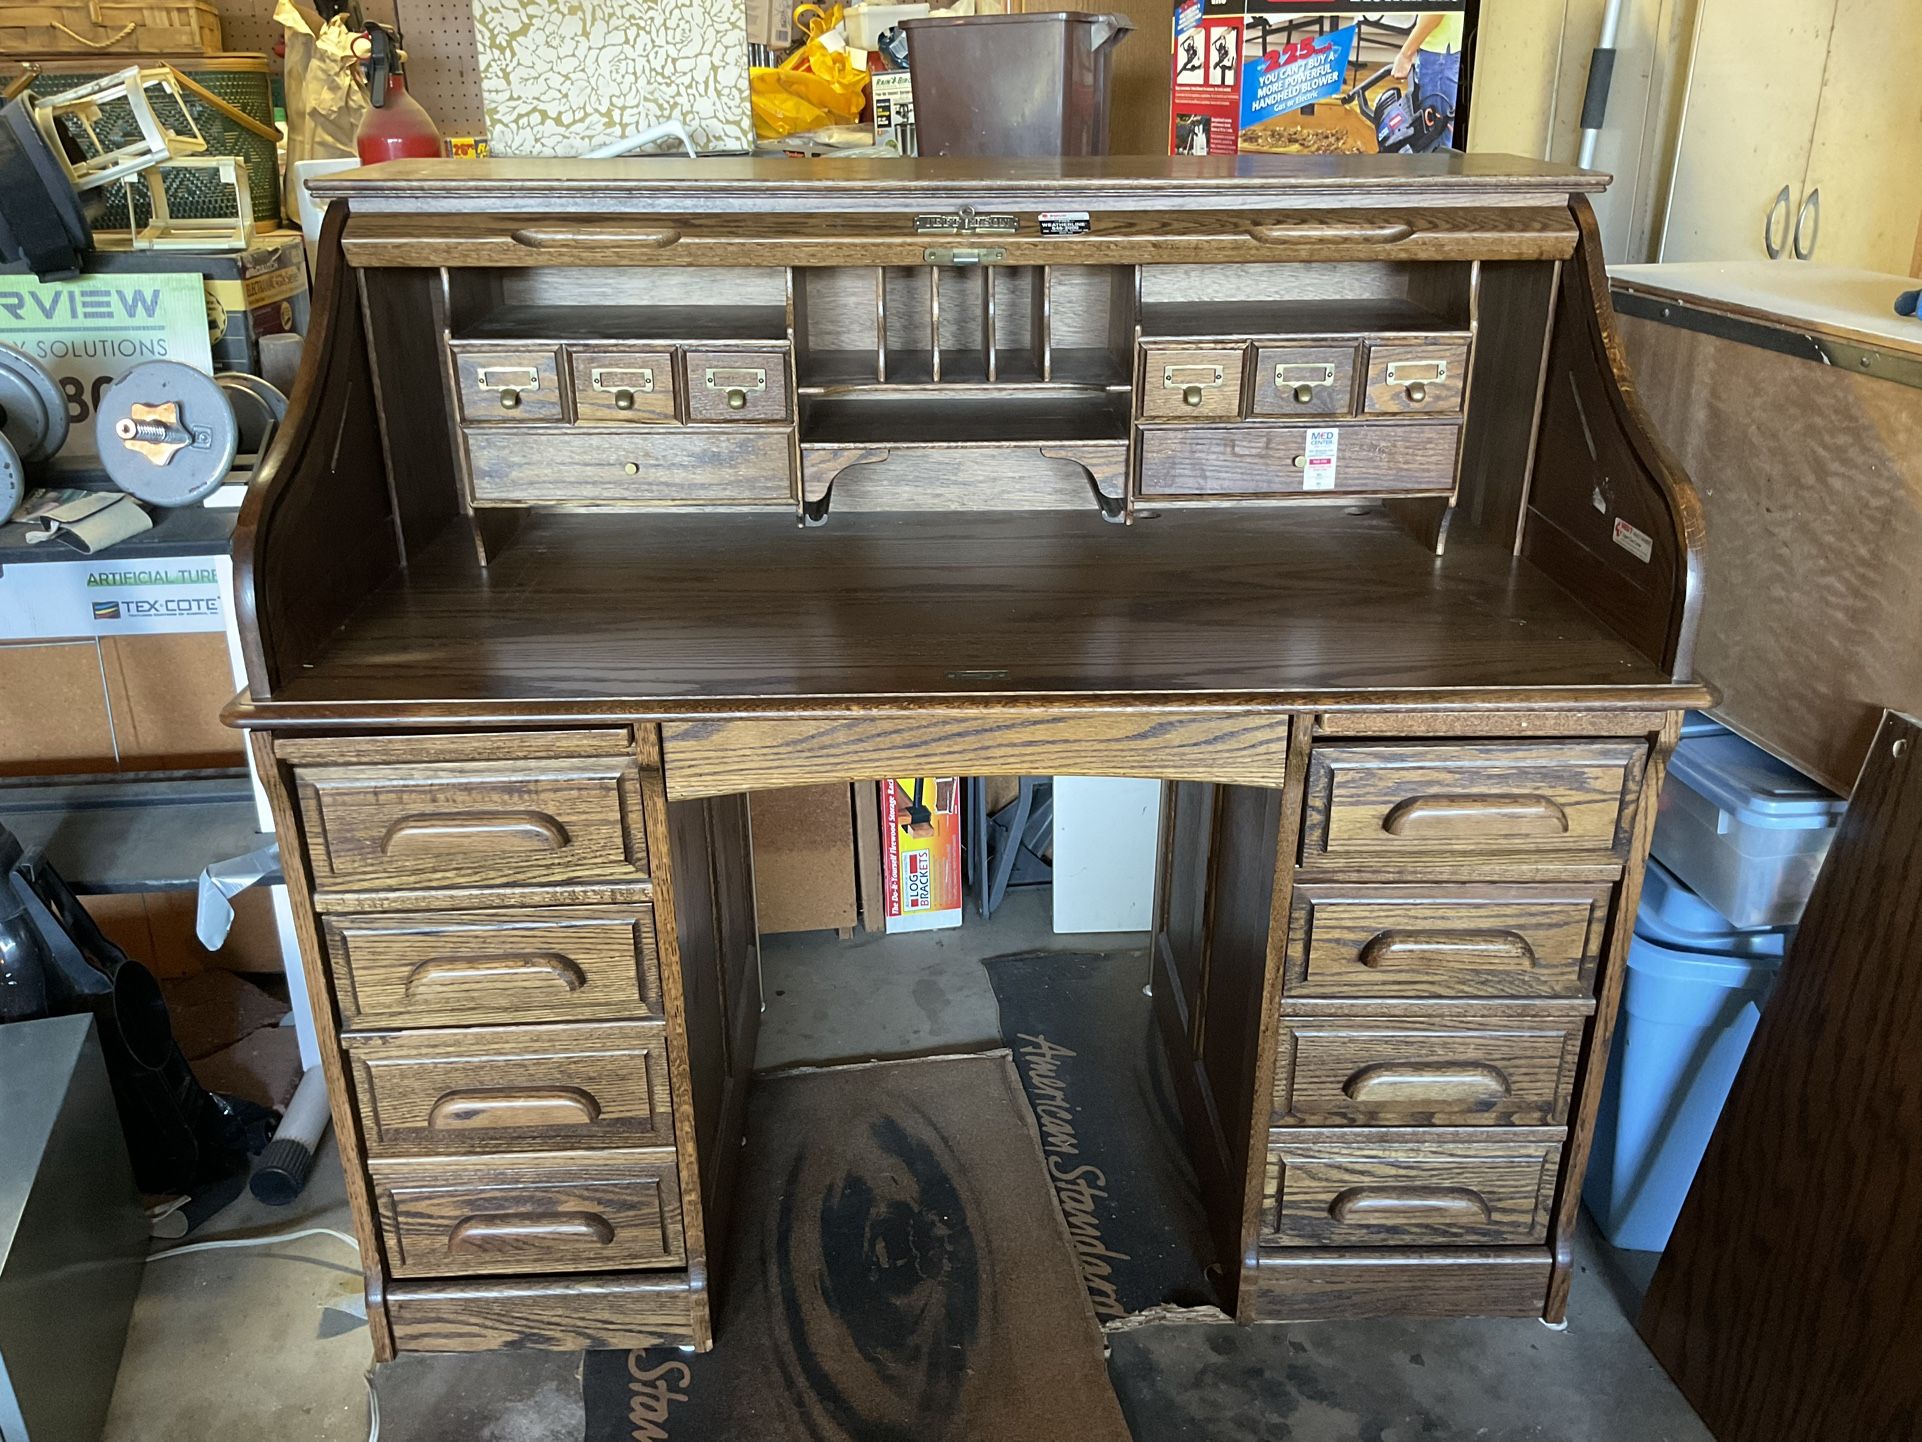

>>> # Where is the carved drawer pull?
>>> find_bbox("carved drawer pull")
[427,1086,602,1130]
[1358,929,1540,970]
[403,954,588,996]
[1329,1186,1493,1225]
[1342,1062,1513,1104]
[510,226,682,249]
[448,1211,616,1251]
[1381,793,1570,837]
[1249,220,1417,245]
[380,811,570,855]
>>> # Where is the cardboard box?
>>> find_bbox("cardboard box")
[1170,2,1472,157]
[750,785,860,935]
[881,777,962,932]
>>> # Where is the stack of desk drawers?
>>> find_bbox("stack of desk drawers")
[277,729,692,1343]
[1262,731,1649,1288]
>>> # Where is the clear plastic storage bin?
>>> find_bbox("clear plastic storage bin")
[1651,718,1846,929]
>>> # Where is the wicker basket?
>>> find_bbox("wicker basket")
[0,1,221,55]
[19,54,282,228]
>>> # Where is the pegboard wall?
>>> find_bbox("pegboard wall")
[212,0,490,137]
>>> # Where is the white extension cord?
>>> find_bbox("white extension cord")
[147,1225,377,1440]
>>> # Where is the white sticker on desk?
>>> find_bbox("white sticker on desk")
[1302,427,1339,491]
[1612,517,1654,563]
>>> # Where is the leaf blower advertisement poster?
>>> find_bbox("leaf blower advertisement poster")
[1170,2,1472,157]
[882,777,962,933]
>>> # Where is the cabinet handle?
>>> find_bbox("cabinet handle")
[427,1086,601,1130]
[1793,187,1820,261]
[1329,1186,1493,1225]
[1358,929,1541,970]
[403,953,588,997]
[1342,1062,1513,1104]
[380,811,570,855]
[1380,793,1570,838]
[510,225,682,250]
[1248,219,1416,246]
[1763,184,1792,259]
[448,1211,616,1252]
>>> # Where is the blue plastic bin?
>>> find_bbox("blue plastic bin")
[1584,862,1783,1251]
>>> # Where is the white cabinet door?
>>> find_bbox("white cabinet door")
[1659,0,1836,261]
[1797,0,1922,274]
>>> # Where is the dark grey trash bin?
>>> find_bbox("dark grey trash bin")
[901,11,1134,157]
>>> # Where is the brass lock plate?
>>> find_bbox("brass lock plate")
[1384,359,1449,385]
[702,367,767,394]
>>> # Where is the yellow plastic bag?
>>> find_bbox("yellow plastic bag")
[751,3,869,139]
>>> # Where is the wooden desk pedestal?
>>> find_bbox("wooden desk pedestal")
[229,156,1706,1358]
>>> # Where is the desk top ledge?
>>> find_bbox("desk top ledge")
[313,153,1610,214]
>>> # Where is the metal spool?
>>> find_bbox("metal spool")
[0,341,70,464]
[0,433,23,525]
[95,361,238,508]
[215,371,288,457]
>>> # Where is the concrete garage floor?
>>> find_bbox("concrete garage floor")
[102,888,1710,1442]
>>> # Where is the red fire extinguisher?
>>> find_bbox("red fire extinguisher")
[355,22,443,164]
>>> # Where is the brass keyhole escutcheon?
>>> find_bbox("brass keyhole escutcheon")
[726,388,748,411]
[613,389,636,411]
[1293,383,1315,404]
[1182,385,1204,407]
[498,388,522,410]
[1405,380,1428,403]
[623,462,640,475]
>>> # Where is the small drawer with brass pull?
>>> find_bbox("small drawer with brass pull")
[371,1151,686,1278]
[685,348,788,422]
[1272,1007,1588,1127]
[1139,344,1245,420]
[450,345,565,423]
[344,1021,675,1156]
[1251,344,1357,417]
[569,347,677,424]
[1364,338,1470,414]
[1262,1135,1563,1246]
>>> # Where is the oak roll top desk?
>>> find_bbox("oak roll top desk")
[229,155,1707,1360]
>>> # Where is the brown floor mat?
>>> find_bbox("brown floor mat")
[583,1052,1131,1442]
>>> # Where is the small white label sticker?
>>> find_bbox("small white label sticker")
[1302,427,1339,491]
[1591,485,1608,514]
[1612,517,1654,563]
[1038,210,1091,236]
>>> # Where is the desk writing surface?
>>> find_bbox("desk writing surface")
[275,508,1678,710]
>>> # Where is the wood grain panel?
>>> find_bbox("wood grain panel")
[1639,711,1922,1441]
[358,268,462,559]
[464,426,795,506]
[294,754,649,893]
[1362,338,1471,414]
[1273,1007,1587,1127]
[385,1271,696,1352]
[1263,1132,1562,1247]
[371,1151,685,1278]
[344,1021,674,1156]
[1252,1246,1552,1321]
[1137,423,1459,498]
[1283,881,1613,999]
[1249,343,1359,418]
[449,344,565,423]
[1138,344,1246,420]
[1313,710,1664,738]
[660,709,1292,798]
[276,729,641,765]
[324,905,661,1028]
[568,346,678,424]
[338,203,1584,270]
[1301,741,1645,869]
